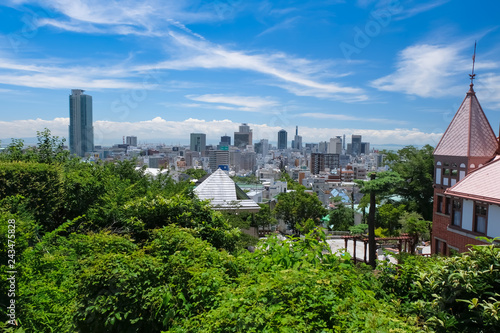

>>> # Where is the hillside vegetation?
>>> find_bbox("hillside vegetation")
[1,132,499,332]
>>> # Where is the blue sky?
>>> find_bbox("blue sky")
[0,0,500,148]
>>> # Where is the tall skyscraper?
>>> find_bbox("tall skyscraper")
[278,129,287,150]
[220,135,231,146]
[351,135,362,156]
[190,133,206,153]
[69,89,94,157]
[292,126,302,150]
[234,123,253,148]
[361,142,370,155]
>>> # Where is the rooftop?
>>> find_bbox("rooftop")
[434,85,498,158]
[446,156,500,204]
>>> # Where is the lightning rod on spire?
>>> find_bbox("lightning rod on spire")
[470,41,477,86]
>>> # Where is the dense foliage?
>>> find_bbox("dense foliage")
[1,132,499,332]
[382,145,434,220]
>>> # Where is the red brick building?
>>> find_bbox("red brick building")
[432,82,500,254]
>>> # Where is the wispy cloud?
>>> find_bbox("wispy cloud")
[135,32,366,100]
[257,17,300,37]
[4,1,367,101]
[297,112,408,125]
[186,94,279,112]
[394,0,451,21]
[371,43,468,98]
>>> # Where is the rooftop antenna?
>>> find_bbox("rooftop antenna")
[470,41,477,87]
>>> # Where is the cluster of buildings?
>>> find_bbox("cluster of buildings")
[68,84,500,254]
[68,89,385,183]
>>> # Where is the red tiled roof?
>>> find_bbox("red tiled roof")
[434,86,498,157]
[446,156,500,204]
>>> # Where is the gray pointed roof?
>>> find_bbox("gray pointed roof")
[194,169,261,212]
[434,85,498,158]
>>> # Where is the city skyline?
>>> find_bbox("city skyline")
[1,1,500,147]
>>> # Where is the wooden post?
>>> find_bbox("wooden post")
[364,241,368,263]
[368,173,377,269]
[353,238,357,264]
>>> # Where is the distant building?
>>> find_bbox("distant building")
[328,136,342,154]
[361,142,370,155]
[278,129,287,150]
[254,139,269,156]
[126,136,137,146]
[209,150,230,172]
[190,133,206,153]
[292,126,302,150]
[351,135,362,156]
[220,135,231,146]
[318,141,329,153]
[234,123,253,148]
[310,153,340,174]
[69,89,94,157]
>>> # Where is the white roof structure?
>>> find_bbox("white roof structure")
[194,169,261,213]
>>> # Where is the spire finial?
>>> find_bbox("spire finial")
[469,41,477,86]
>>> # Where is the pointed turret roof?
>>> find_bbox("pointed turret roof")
[194,168,261,212]
[434,84,498,158]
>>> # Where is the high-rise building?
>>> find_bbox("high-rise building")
[292,126,302,150]
[328,136,342,154]
[209,150,230,172]
[234,123,253,148]
[220,135,231,146]
[361,142,370,155]
[126,136,137,146]
[190,133,206,153]
[318,141,329,153]
[351,135,362,156]
[278,129,287,150]
[69,89,94,157]
[255,139,269,156]
[310,153,340,175]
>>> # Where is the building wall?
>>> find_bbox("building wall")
[432,189,488,254]
[190,133,206,152]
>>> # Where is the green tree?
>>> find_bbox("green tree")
[274,190,327,234]
[399,211,432,254]
[278,172,305,191]
[252,203,276,228]
[184,168,207,180]
[383,145,434,220]
[34,128,69,164]
[377,203,406,235]
[329,199,355,231]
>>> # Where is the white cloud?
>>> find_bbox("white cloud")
[371,43,467,97]
[186,94,279,111]
[3,1,366,100]
[393,0,450,21]
[0,117,442,147]
[135,32,366,101]
[297,112,408,125]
